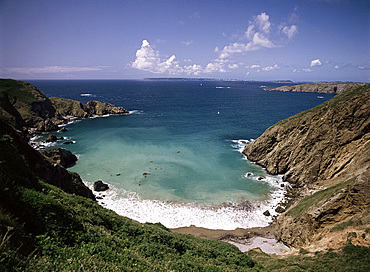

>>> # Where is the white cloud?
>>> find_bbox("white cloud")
[334,65,339,69]
[184,64,202,75]
[255,12,271,34]
[181,40,194,46]
[228,64,239,69]
[282,25,298,39]
[7,66,104,74]
[204,62,227,73]
[262,64,279,71]
[250,64,260,68]
[218,12,280,60]
[132,40,183,74]
[304,68,313,72]
[310,59,322,67]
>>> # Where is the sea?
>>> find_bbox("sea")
[28,79,334,230]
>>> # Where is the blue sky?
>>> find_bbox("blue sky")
[1,0,369,81]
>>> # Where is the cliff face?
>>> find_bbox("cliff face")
[0,79,128,133]
[269,82,365,94]
[244,84,370,250]
[50,97,129,119]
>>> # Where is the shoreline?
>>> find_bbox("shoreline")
[171,224,290,255]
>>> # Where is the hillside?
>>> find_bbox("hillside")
[244,84,370,250]
[268,82,365,94]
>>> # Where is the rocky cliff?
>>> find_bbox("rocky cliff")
[0,79,132,202]
[244,84,370,250]
[268,82,365,94]
[0,79,128,134]
[50,97,129,119]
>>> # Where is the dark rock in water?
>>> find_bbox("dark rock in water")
[143,172,150,176]
[42,147,77,168]
[263,210,271,216]
[60,127,68,132]
[93,180,109,191]
[63,141,74,145]
[46,134,57,142]
[258,176,265,181]
[275,206,285,213]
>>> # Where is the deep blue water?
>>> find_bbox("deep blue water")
[29,79,334,229]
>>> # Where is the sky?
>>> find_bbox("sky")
[0,0,369,82]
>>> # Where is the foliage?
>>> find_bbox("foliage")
[246,245,370,272]
[1,168,262,271]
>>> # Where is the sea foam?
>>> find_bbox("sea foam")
[85,181,282,230]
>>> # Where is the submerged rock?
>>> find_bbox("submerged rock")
[93,180,109,191]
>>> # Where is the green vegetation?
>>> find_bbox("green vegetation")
[287,180,351,217]
[276,83,369,126]
[246,245,370,272]
[0,79,44,104]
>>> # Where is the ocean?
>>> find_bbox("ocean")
[29,79,334,230]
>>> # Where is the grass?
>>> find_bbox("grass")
[1,179,263,271]
[246,245,370,272]
[274,83,369,127]
[287,180,351,217]
[0,79,43,104]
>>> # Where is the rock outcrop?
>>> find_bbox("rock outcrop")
[268,82,365,94]
[93,180,109,191]
[50,97,129,120]
[0,119,95,200]
[244,84,370,250]
[42,147,78,168]
[0,79,128,134]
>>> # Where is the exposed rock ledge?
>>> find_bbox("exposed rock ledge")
[243,84,370,250]
[268,82,365,94]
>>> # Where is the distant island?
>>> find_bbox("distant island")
[268,82,366,94]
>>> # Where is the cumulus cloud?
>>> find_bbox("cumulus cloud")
[310,59,322,67]
[184,64,202,75]
[218,12,278,59]
[262,64,279,71]
[132,40,183,74]
[250,64,260,68]
[304,68,313,72]
[204,62,227,73]
[282,25,298,39]
[228,63,239,69]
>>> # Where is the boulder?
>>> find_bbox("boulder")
[93,180,109,191]
[263,210,271,216]
[46,134,57,142]
[42,147,77,168]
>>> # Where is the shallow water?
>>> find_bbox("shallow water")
[29,79,334,229]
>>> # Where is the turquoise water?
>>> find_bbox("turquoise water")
[30,80,334,229]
